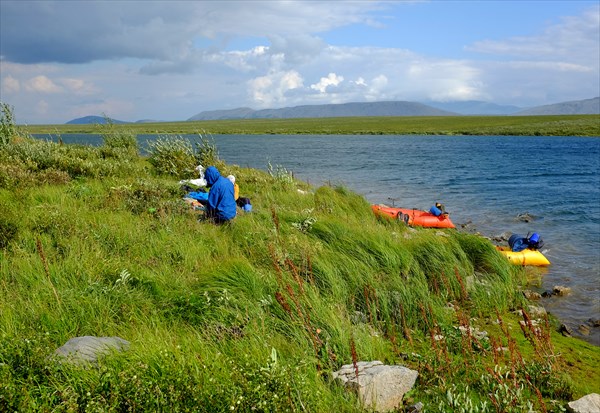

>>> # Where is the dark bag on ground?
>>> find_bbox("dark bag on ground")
[236,197,252,212]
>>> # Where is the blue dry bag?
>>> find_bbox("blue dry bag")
[527,233,544,250]
[429,206,442,216]
[508,234,528,252]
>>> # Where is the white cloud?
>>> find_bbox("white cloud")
[248,70,304,107]
[310,73,344,93]
[2,75,20,93]
[25,75,62,93]
[353,77,367,87]
[59,78,97,95]
[467,5,599,66]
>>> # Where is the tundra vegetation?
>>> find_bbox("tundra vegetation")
[1,103,599,412]
[24,113,600,137]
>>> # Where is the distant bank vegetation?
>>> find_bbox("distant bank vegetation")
[23,114,600,136]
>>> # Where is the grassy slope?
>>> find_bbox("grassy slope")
[0,135,599,412]
[24,114,600,136]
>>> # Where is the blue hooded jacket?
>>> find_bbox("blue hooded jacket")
[204,166,237,222]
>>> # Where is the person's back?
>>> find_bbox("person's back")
[205,166,237,223]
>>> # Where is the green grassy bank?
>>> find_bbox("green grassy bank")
[1,110,599,412]
[24,114,600,136]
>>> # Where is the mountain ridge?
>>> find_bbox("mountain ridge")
[513,97,600,116]
[65,97,600,124]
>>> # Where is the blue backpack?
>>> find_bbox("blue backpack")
[508,233,544,252]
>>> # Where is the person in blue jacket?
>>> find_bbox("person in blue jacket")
[204,166,237,223]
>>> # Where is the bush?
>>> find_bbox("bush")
[97,116,139,158]
[147,135,197,177]
[0,103,17,147]
[194,133,221,167]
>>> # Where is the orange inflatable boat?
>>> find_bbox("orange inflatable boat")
[371,204,456,229]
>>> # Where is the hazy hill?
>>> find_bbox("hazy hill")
[514,97,600,116]
[66,98,599,125]
[422,100,523,115]
[188,101,458,120]
[66,115,128,125]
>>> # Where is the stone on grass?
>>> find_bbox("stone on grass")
[54,336,130,365]
[332,360,418,412]
[567,393,600,413]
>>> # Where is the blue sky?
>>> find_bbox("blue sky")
[1,0,598,124]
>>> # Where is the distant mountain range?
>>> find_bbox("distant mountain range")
[188,101,456,120]
[66,115,129,125]
[65,97,599,124]
[512,97,600,116]
[422,100,524,115]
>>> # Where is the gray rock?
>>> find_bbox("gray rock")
[406,401,424,412]
[54,336,130,365]
[578,324,591,336]
[523,290,542,300]
[527,305,547,319]
[559,324,573,337]
[516,212,536,222]
[332,360,418,412]
[567,393,600,413]
[553,286,572,296]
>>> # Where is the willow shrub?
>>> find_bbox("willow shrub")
[97,117,138,158]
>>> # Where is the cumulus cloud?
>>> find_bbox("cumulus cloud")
[310,73,344,93]
[248,70,304,107]
[25,75,62,93]
[2,75,20,93]
[59,78,98,95]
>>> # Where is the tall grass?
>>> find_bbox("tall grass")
[0,131,598,412]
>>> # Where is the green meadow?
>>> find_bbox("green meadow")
[2,105,599,412]
[25,114,600,136]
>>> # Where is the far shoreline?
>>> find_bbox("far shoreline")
[21,114,600,137]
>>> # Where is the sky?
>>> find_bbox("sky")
[1,0,599,125]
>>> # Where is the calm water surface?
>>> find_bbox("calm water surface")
[37,134,600,344]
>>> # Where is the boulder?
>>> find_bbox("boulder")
[523,290,542,300]
[332,360,418,412]
[567,393,600,413]
[553,286,572,296]
[54,336,130,365]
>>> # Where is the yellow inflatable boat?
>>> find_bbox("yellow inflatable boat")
[496,246,550,267]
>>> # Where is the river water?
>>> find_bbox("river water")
[34,133,600,345]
